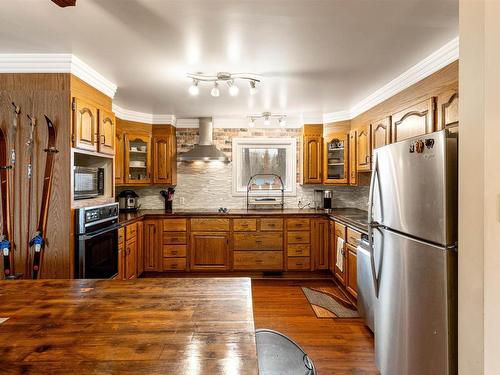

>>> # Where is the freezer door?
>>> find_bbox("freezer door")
[371,130,457,245]
[373,227,457,375]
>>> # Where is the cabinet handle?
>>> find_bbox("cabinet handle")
[171,251,177,255]
[255,240,263,244]
[100,134,106,144]
[296,237,303,241]
[296,250,303,254]
[255,259,263,264]
[241,224,248,227]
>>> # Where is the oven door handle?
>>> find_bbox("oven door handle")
[80,224,121,240]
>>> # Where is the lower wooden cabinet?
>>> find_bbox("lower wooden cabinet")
[233,251,283,270]
[332,222,346,284]
[190,232,230,271]
[143,220,161,272]
[136,220,143,276]
[117,227,125,280]
[346,243,357,298]
[311,219,329,270]
[125,238,137,280]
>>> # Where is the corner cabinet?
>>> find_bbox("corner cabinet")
[323,132,349,185]
[152,126,177,185]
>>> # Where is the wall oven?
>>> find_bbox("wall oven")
[74,166,105,200]
[75,203,120,279]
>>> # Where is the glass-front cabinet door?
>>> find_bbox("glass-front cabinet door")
[323,132,349,184]
[125,133,151,185]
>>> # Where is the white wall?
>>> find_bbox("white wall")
[459,0,500,373]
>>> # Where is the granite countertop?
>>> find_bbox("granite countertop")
[119,207,369,233]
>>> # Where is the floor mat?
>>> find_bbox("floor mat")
[302,286,359,319]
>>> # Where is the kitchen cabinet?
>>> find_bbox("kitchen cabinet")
[371,116,391,152]
[143,219,161,272]
[124,133,152,185]
[190,232,230,271]
[98,109,115,155]
[391,97,436,142]
[285,218,311,271]
[332,222,346,284]
[323,132,349,184]
[356,124,371,172]
[117,227,125,280]
[302,124,323,184]
[72,97,98,152]
[439,90,459,131]
[162,218,187,271]
[349,130,357,185]
[115,128,125,184]
[346,243,357,298]
[125,238,137,279]
[311,218,329,270]
[136,220,144,276]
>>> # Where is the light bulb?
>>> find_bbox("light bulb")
[279,117,286,127]
[228,81,239,96]
[248,118,255,128]
[211,82,220,97]
[249,81,258,95]
[188,79,199,96]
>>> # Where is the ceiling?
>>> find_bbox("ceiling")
[0,0,458,118]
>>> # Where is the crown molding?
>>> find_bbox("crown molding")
[176,118,200,128]
[112,104,176,125]
[322,37,459,122]
[0,53,117,98]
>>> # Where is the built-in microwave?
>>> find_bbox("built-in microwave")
[74,166,105,200]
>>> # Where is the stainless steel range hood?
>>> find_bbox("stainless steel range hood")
[178,117,229,162]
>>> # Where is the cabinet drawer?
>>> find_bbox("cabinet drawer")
[162,257,187,271]
[260,218,284,231]
[233,219,257,231]
[233,251,283,270]
[118,227,125,245]
[125,223,137,241]
[286,218,310,231]
[163,232,187,244]
[233,232,283,251]
[346,227,361,246]
[163,244,187,258]
[163,218,187,232]
[287,231,310,244]
[334,222,346,240]
[287,257,311,270]
[287,244,310,257]
[191,218,230,232]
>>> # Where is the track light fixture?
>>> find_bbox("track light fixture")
[247,112,287,127]
[187,72,260,97]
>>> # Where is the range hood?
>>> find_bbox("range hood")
[178,117,229,162]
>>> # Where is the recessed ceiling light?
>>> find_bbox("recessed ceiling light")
[228,81,239,96]
[210,82,220,97]
[188,79,199,96]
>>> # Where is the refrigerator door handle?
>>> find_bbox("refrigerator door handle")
[368,152,381,297]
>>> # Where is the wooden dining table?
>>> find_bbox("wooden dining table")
[0,278,258,374]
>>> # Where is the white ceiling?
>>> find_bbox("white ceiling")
[0,0,458,118]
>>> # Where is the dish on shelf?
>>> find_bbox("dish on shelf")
[129,161,146,167]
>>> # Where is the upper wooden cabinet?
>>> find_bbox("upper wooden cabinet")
[73,97,98,152]
[115,128,125,184]
[391,97,436,142]
[125,133,152,185]
[356,124,371,172]
[439,90,459,131]
[302,124,323,184]
[152,126,177,185]
[348,130,357,186]
[371,116,391,152]
[323,132,349,185]
[98,109,115,155]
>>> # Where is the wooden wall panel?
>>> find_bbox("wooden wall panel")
[0,73,72,279]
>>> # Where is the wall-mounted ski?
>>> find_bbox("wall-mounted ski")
[0,127,13,278]
[25,114,36,277]
[30,115,58,279]
[9,103,20,275]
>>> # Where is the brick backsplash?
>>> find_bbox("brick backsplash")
[117,127,369,211]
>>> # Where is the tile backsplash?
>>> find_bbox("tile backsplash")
[116,127,370,211]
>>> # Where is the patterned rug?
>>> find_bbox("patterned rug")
[301,286,359,319]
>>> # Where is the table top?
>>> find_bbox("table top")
[0,278,258,374]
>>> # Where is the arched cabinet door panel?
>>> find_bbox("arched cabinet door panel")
[73,97,98,152]
[98,109,115,155]
[391,97,436,143]
[356,125,371,172]
[323,132,349,185]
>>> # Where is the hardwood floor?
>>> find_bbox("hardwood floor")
[252,279,378,374]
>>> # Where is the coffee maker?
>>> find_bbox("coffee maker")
[323,190,332,209]
[313,190,333,210]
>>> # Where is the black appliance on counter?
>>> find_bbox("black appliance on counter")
[73,166,105,200]
[160,187,175,211]
[118,190,140,212]
[75,202,120,279]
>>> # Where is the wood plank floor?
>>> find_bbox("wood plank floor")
[252,279,378,374]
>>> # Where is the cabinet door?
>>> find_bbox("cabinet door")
[440,91,459,131]
[329,221,335,274]
[153,136,171,184]
[346,244,357,298]
[136,220,144,276]
[98,109,115,155]
[143,220,160,271]
[391,97,436,142]
[125,133,152,185]
[190,232,229,271]
[312,219,329,270]
[349,130,357,186]
[73,97,97,151]
[118,228,125,280]
[115,129,124,184]
[303,136,322,184]
[371,116,391,152]
[356,125,371,172]
[125,239,137,279]
[333,223,346,285]
[323,133,349,184]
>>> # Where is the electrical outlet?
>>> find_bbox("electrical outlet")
[180,196,185,205]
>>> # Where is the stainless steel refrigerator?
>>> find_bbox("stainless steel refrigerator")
[368,130,458,375]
